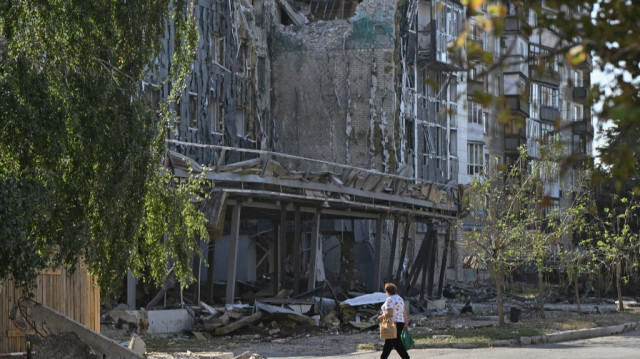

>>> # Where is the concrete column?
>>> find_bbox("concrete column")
[293,206,301,294]
[426,222,439,298]
[307,210,321,291]
[372,214,385,292]
[272,220,279,296]
[225,203,242,305]
[127,270,137,309]
[386,216,399,282]
[278,204,287,291]
[394,220,411,284]
[206,233,216,302]
[437,222,451,297]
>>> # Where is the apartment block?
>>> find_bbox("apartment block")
[143,0,592,305]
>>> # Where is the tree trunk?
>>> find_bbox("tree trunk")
[616,261,624,312]
[495,269,504,326]
[537,267,546,319]
[574,267,581,314]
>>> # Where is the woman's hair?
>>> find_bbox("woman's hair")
[384,282,398,295]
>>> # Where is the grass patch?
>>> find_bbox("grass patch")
[413,310,640,345]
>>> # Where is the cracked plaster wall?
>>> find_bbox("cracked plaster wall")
[272,0,401,173]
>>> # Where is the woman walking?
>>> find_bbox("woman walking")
[378,283,410,359]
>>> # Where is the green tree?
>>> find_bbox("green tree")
[459,0,640,184]
[456,0,640,311]
[463,144,590,324]
[462,148,535,326]
[587,192,640,311]
[524,139,589,318]
[0,0,206,296]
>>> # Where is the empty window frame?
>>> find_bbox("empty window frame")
[207,95,224,134]
[188,94,198,129]
[210,32,224,66]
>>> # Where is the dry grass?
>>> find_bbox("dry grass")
[413,310,640,344]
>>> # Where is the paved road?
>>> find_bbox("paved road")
[266,330,640,359]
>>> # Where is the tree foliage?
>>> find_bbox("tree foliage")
[581,184,640,310]
[455,0,640,310]
[462,148,535,326]
[462,144,589,324]
[458,0,640,183]
[0,0,207,296]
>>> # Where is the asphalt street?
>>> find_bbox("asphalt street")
[264,330,640,359]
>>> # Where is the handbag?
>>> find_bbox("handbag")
[401,329,415,349]
[379,318,397,339]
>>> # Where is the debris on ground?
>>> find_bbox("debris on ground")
[94,279,640,359]
[34,331,102,359]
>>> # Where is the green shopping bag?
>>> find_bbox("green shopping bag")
[401,329,414,350]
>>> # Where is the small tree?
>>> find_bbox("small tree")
[462,148,537,326]
[588,193,640,311]
[463,144,592,323]
[525,144,591,318]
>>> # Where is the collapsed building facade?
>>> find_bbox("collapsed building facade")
[137,0,593,307]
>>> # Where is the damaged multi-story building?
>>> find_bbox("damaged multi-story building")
[136,0,592,308]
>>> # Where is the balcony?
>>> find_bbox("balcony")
[572,86,588,103]
[467,37,485,61]
[530,68,561,86]
[467,77,485,96]
[504,117,526,153]
[570,137,590,164]
[540,106,561,122]
[416,23,435,63]
[505,95,529,117]
[505,134,526,153]
[415,23,460,71]
[504,16,527,35]
[571,118,594,138]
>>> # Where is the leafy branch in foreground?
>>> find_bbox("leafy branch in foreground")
[0,0,206,297]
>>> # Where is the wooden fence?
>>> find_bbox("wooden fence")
[0,266,100,353]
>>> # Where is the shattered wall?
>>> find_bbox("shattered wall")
[147,0,274,164]
[271,0,401,173]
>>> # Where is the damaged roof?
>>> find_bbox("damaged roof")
[167,145,458,220]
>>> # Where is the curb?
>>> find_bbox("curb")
[413,321,640,349]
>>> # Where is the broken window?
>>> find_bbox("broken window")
[143,83,161,113]
[210,32,224,66]
[235,108,245,137]
[189,94,198,129]
[207,95,223,134]
[235,45,247,77]
[257,57,266,92]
